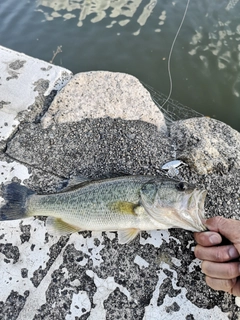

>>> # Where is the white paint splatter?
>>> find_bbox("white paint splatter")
[86,270,132,320]
[1,220,64,320]
[144,264,231,319]
[0,160,31,184]
[140,230,171,247]
[69,232,105,267]
[188,258,201,273]
[134,255,149,268]
[66,291,91,319]
[171,257,181,267]
[235,297,240,307]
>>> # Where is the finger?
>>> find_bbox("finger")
[205,276,237,294]
[194,231,222,246]
[202,261,240,279]
[232,278,240,296]
[205,217,240,251]
[195,244,239,262]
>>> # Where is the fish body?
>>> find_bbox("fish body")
[0,175,207,244]
[27,176,158,234]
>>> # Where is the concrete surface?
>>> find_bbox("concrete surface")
[0,47,240,320]
[0,45,72,151]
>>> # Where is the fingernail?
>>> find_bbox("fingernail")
[209,234,220,245]
[229,247,239,259]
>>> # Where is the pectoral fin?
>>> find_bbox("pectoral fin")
[118,228,140,244]
[46,217,80,236]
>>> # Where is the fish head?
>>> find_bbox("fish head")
[140,178,207,232]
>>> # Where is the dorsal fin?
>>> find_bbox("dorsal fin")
[57,175,91,193]
[57,172,131,193]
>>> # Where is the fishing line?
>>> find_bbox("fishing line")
[161,0,191,108]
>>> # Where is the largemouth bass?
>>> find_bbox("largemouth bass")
[0,176,207,244]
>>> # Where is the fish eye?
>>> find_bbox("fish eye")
[175,182,188,191]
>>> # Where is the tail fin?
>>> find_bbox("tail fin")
[0,182,35,221]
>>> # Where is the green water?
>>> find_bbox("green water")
[0,0,239,131]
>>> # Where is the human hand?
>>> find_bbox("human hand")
[194,216,240,296]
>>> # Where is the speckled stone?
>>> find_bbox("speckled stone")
[41,71,167,132]
[6,118,171,179]
[170,117,240,175]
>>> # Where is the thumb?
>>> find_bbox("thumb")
[205,216,240,252]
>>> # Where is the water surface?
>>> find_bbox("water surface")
[0,0,239,130]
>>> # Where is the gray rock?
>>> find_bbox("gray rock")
[170,117,240,175]
[6,118,170,180]
[42,71,167,132]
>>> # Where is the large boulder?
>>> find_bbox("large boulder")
[170,117,240,175]
[42,71,166,132]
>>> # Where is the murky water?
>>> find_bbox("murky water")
[0,0,239,131]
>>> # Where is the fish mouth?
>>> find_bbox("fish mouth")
[197,190,207,218]
[185,189,207,231]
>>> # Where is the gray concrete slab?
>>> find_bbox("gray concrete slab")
[0,45,72,151]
